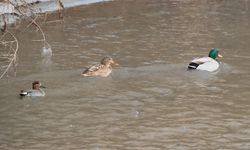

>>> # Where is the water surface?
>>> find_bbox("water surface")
[1,0,250,149]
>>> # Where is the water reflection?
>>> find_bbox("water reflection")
[40,45,53,71]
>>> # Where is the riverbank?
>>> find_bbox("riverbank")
[0,0,111,27]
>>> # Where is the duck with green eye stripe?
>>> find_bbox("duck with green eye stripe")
[20,81,46,97]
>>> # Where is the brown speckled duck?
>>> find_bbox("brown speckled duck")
[82,56,119,77]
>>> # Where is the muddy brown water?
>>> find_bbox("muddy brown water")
[1,0,250,149]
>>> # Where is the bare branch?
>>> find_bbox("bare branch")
[0,30,19,79]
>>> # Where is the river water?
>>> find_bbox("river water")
[1,0,250,149]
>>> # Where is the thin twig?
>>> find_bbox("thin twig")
[21,15,39,32]
[7,0,49,47]
[0,30,19,79]
[0,32,8,41]
[57,0,64,19]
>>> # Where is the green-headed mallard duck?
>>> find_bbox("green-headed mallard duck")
[188,48,223,72]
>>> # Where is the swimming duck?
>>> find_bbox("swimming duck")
[188,48,223,72]
[82,56,119,77]
[20,81,46,97]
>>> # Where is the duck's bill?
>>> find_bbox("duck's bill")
[218,53,223,58]
[112,62,119,66]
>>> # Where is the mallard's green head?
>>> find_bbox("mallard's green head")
[208,48,222,59]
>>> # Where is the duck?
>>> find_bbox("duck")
[82,56,119,77]
[20,81,46,97]
[188,48,223,72]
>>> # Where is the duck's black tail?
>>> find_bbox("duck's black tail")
[188,62,199,70]
[19,90,29,96]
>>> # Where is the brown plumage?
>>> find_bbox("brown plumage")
[82,57,118,77]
